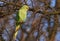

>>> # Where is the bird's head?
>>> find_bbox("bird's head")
[21,5,29,11]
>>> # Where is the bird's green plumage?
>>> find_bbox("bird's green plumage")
[16,5,29,26]
[13,5,29,40]
[16,11,20,26]
[19,5,29,22]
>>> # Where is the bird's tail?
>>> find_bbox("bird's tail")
[13,25,20,41]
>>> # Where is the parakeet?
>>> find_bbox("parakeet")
[13,5,29,40]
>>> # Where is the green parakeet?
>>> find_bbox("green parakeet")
[13,5,29,40]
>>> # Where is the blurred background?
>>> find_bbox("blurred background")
[0,0,60,41]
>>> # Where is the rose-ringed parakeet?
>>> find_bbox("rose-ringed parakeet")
[13,5,29,40]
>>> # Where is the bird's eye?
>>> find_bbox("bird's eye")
[26,7,29,9]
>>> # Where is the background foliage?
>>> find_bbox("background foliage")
[0,0,60,41]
